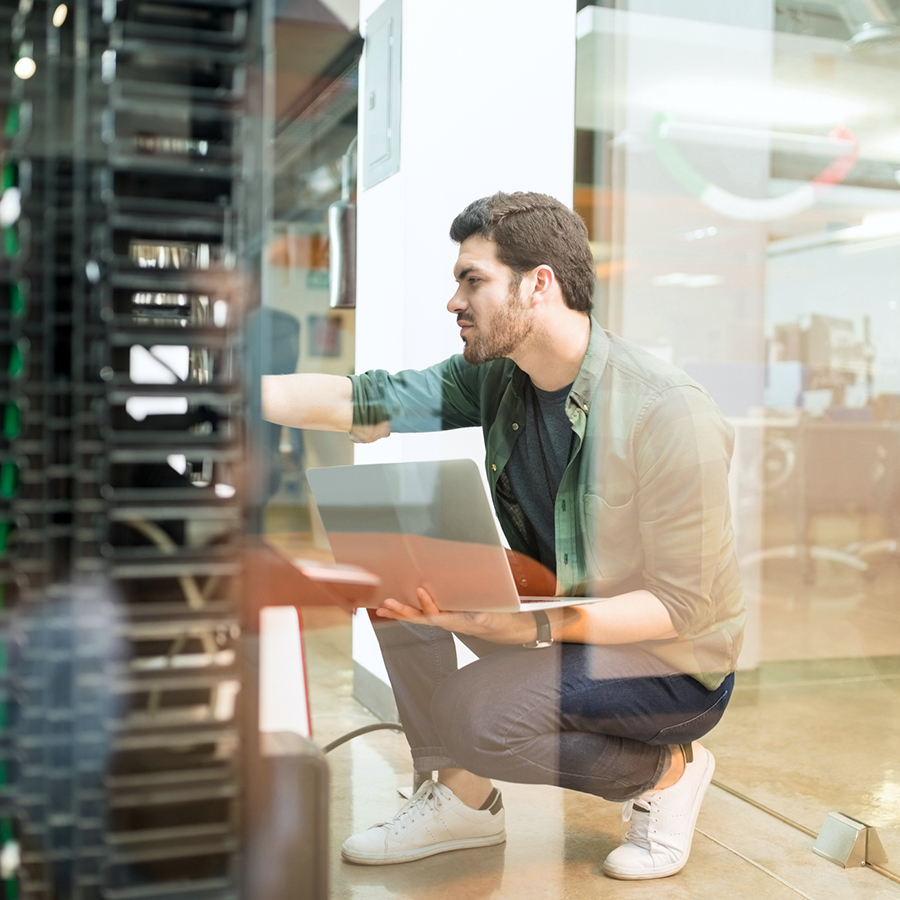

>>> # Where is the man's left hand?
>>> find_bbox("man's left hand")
[374,588,540,644]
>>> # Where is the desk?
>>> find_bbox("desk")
[732,417,900,581]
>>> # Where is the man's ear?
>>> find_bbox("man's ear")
[528,264,556,308]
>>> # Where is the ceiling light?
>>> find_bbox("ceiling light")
[641,81,866,127]
[684,226,718,241]
[52,4,67,26]
[14,57,36,80]
[833,0,900,50]
[653,273,722,288]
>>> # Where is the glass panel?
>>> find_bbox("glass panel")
[260,4,361,555]
[576,0,900,872]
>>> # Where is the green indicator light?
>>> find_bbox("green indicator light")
[0,463,16,498]
[8,345,24,379]
[0,820,10,843]
[0,520,8,554]
[10,283,25,318]
[4,104,19,138]
[0,165,15,192]
[3,227,18,258]
[2,404,20,440]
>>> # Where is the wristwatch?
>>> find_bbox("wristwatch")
[523,610,553,649]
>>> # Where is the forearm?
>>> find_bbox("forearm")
[549,590,679,645]
[261,373,353,431]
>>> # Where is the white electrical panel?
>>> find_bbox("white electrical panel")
[363,0,402,188]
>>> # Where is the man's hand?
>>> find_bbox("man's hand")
[349,420,392,443]
[374,588,541,644]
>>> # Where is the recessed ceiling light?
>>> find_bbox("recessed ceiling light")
[684,226,718,241]
[52,4,67,26]
[653,272,722,288]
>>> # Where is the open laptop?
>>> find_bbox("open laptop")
[306,458,600,613]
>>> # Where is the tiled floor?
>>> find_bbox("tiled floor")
[302,590,900,900]
[273,502,900,900]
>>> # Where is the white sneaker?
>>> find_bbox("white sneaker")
[602,743,715,880]
[341,779,506,865]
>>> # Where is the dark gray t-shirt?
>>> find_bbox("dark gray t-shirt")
[506,380,574,574]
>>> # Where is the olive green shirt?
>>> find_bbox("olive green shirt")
[349,320,745,689]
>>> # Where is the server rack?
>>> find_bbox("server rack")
[0,2,309,898]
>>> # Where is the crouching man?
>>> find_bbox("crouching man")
[263,191,745,879]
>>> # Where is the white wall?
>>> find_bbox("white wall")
[352,0,577,695]
[355,0,576,467]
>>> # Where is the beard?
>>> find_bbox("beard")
[461,282,533,365]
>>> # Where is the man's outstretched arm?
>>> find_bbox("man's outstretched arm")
[261,373,392,442]
[261,373,352,431]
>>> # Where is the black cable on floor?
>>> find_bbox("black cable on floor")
[322,722,404,754]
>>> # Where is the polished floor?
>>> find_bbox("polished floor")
[302,553,900,900]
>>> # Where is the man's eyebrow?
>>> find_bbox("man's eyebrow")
[454,265,482,281]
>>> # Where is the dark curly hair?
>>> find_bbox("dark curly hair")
[449,191,594,314]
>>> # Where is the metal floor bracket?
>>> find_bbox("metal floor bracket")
[813,812,888,868]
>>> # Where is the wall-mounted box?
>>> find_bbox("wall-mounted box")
[363,0,401,189]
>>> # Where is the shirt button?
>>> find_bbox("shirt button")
[491,464,497,471]
[563,553,569,564]
[561,500,567,511]
[582,404,589,412]
[512,423,518,431]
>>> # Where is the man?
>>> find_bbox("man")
[263,192,744,880]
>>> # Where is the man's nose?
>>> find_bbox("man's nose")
[447,287,466,314]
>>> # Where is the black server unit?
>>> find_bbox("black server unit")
[1,2,327,899]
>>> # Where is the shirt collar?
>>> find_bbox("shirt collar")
[567,317,608,415]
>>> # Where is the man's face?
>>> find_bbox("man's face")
[448,236,533,365]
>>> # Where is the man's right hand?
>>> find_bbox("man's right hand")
[349,421,392,443]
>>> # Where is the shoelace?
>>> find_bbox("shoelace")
[621,799,653,848]
[386,782,445,835]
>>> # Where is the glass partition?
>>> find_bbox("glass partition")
[576,0,900,873]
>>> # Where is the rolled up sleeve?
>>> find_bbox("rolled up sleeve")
[633,385,738,638]
[349,355,484,433]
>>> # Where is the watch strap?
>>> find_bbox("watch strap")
[523,609,553,649]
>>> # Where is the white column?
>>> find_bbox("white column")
[355,0,576,466]
[351,0,576,710]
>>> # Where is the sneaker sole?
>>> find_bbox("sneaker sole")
[602,746,716,881]
[341,831,507,866]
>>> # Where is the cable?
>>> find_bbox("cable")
[322,722,404,754]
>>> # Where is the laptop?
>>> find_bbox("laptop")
[306,458,600,613]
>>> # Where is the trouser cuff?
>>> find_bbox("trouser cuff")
[412,749,460,773]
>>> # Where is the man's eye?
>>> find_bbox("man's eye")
[468,277,479,285]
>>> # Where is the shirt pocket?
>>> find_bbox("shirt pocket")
[583,492,641,580]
